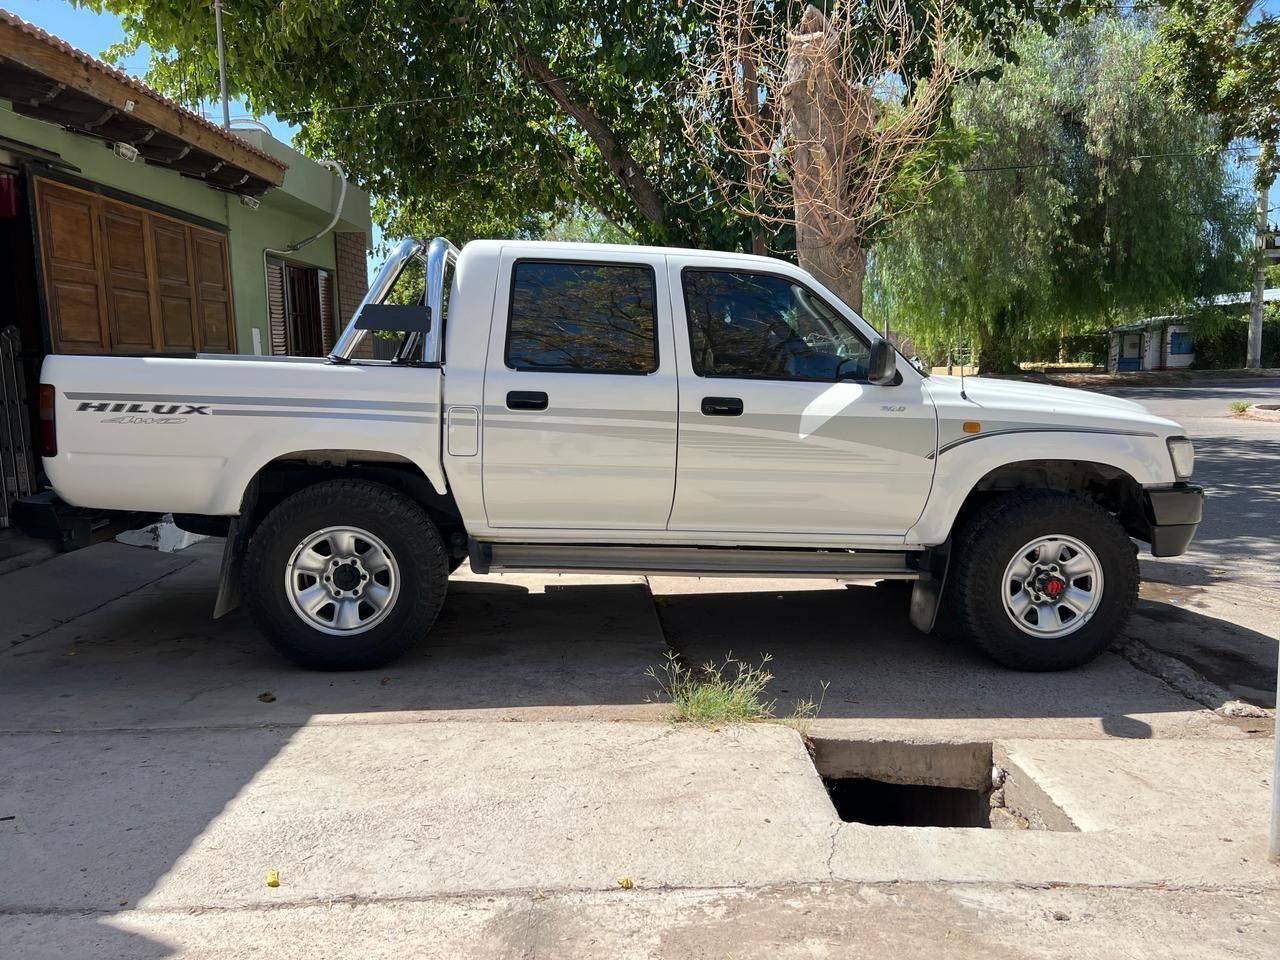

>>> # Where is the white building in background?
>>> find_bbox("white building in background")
[1107,288,1280,372]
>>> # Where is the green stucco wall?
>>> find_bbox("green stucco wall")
[1,103,371,354]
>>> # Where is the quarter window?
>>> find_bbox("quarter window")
[507,261,658,374]
[682,270,870,381]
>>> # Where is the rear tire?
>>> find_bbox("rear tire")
[950,491,1137,671]
[244,480,449,670]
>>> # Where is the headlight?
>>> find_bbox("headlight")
[1167,437,1195,480]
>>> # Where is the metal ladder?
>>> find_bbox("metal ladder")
[0,326,36,528]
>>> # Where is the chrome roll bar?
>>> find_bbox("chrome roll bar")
[328,236,458,363]
[423,237,459,364]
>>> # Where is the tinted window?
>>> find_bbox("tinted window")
[683,270,870,381]
[507,261,658,373]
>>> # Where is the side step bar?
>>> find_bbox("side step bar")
[468,541,922,579]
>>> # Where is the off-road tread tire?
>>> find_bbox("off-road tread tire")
[244,479,449,670]
[950,490,1137,671]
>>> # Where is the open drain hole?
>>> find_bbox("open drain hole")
[808,737,1077,831]
[823,777,990,828]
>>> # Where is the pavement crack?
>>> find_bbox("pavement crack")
[1114,639,1273,719]
[825,821,841,880]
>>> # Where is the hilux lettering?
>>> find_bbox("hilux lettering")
[76,401,210,415]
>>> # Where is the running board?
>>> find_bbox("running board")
[468,541,922,579]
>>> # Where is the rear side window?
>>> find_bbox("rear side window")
[506,261,659,374]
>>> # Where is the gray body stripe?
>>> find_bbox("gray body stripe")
[212,409,433,423]
[66,392,435,412]
[932,426,1157,458]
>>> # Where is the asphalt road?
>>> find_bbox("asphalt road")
[1110,377,1280,571]
[1105,377,1280,704]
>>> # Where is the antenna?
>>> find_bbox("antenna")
[959,338,969,400]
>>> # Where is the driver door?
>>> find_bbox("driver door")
[666,259,937,539]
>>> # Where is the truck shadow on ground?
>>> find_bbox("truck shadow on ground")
[3,556,1264,727]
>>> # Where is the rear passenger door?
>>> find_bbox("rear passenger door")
[480,250,678,529]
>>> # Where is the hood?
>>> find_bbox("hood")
[924,375,1182,433]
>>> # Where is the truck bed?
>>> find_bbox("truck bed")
[41,354,445,515]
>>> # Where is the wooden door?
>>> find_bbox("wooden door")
[100,201,157,352]
[34,178,236,355]
[34,182,108,354]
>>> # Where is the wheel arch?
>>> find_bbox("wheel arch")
[909,430,1169,546]
[204,451,464,619]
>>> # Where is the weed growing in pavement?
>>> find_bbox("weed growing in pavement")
[1230,400,1252,415]
[645,651,827,730]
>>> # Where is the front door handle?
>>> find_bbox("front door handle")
[507,390,549,411]
[701,396,743,417]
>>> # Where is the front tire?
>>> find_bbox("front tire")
[950,491,1138,671]
[244,480,449,670]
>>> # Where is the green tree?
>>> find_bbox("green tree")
[1154,0,1280,367]
[88,1,752,248]
[869,15,1252,372]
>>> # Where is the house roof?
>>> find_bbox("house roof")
[0,9,286,195]
[1108,288,1280,332]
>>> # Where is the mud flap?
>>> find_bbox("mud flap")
[212,515,245,619]
[213,478,259,619]
[909,539,952,634]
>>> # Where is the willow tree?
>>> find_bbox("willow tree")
[869,14,1252,372]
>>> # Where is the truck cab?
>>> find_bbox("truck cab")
[38,237,1203,672]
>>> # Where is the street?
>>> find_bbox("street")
[0,377,1276,958]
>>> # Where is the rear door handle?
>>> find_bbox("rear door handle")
[701,396,743,417]
[506,390,549,411]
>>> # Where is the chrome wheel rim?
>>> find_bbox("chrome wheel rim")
[1000,535,1104,640]
[285,526,400,635]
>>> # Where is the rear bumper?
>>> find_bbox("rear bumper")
[1142,483,1204,557]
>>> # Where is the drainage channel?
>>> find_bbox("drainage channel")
[808,737,1077,831]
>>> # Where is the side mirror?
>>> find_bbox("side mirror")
[868,339,898,385]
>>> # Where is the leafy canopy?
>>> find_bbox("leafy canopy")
[869,15,1253,370]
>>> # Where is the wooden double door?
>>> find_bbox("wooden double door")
[34,177,236,355]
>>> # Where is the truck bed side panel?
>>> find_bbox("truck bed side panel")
[42,355,445,515]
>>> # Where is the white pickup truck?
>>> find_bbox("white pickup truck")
[37,237,1202,671]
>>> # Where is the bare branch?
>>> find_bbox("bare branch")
[684,0,975,307]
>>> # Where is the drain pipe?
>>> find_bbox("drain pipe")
[256,160,349,355]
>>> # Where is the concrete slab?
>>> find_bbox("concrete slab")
[649,578,1244,741]
[3,880,1276,959]
[0,722,833,914]
[1,540,197,648]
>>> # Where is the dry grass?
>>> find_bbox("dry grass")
[646,652,827,732]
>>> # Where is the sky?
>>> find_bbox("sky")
[5,0,1279,233]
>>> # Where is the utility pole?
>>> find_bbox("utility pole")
[1248,141,1274,370]
[214,0,231,129]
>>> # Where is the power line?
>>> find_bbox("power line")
[959,145,1255,174]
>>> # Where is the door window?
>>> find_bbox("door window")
[682,269,870,381]
[506,261,658,374]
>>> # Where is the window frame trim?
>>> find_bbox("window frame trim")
[504,257,662,376]
[679,265,875,384]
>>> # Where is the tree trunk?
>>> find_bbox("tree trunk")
[782,6,870,313]
[976,309,1021,375]
[1248,141,1274,370]
[797,237,867,313]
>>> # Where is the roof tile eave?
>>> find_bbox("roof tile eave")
[0,8,287,172]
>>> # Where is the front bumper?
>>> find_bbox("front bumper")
[1142,482,1204,557]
